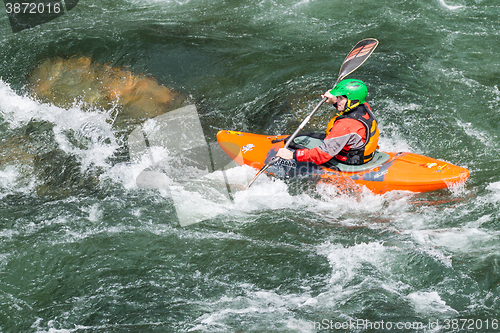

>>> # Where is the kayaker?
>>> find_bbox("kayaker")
[276,79,380,165]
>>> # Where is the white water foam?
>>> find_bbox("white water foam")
[201,164,415,230]
[0,79,119,172]
[409,226,496,257]
[189,282,320,332]
[0,165,37,197]
[408,291,458,315]
[127,156,416,229]
[456,120,498,148]
[487,181,500,202]
[376,99,421,153]
[438,0,464,11]
[317,241,392,286]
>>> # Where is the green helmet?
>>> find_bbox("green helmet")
[330,79,367,105]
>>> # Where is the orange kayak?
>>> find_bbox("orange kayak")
[216,130,470,194]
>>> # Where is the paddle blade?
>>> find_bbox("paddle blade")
[338,38,379,82]
[244,164,268,190]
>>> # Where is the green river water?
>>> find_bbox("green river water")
[1,0,500,332]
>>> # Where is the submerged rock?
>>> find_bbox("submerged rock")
[28,56,185,122]
[0,136,34,166]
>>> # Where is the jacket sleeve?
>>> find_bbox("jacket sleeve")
[293,118,366,165]
[294,135,351,164]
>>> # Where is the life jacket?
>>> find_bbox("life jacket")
[325,103,380,165]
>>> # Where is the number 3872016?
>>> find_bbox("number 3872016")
[5,2,62,14]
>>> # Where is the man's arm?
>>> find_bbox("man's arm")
[277,118,366,165]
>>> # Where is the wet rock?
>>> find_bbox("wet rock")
[0,136,34,166]
[28,56,185,122]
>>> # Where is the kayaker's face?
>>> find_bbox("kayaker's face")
[335,96,348,112]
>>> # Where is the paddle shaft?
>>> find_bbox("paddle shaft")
[244,97,327,190]
[262,80,340,167]
[284,97,327,150]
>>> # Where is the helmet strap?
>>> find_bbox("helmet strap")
[345,100,359,113]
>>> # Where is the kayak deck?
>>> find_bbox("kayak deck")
[216,130,470,194]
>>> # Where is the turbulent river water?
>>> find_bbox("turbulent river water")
[1,0,500,332]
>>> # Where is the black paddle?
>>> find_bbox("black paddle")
[245,38,379,190]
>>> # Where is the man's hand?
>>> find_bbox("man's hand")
[321,90,337,104]
[276,148,294,160]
